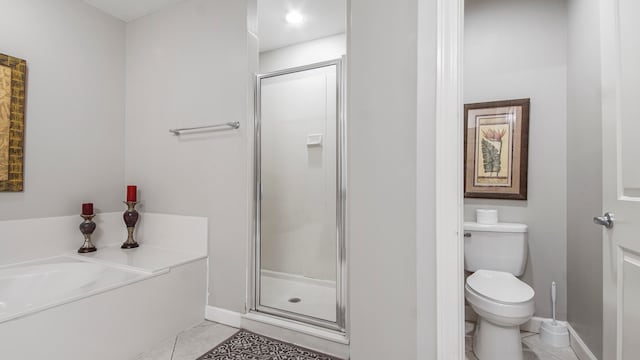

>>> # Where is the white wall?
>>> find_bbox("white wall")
[0,0,126,220]
[125,0,252,313]
[416,0,438,358]
[349,0,436,357]
[259,33,346,73]
[464,0,568,319]
[566,0,603,357]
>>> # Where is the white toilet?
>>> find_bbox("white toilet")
[464,221,535,360]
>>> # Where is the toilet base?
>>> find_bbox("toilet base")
[473,317,523,360]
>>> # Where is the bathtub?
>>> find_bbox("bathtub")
[0,258,145,324]
[0,245,207,360]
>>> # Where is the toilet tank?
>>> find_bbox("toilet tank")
[464,222,528,276]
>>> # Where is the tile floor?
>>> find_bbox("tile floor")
[139,320,581,360]
[135,321,238,360]
[465,322,579,360]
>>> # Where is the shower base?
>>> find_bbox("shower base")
[260,270,336,322]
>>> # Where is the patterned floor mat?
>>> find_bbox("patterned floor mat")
[197,330,341,360]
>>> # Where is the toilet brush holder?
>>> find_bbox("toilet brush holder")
[540,320,570,347]
[541,281,570,347]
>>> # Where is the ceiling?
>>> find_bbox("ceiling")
[82,0,187,22]
[258,0,346,52]
[82,0,346,52]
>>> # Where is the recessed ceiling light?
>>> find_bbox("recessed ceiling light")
[285,11,304,25]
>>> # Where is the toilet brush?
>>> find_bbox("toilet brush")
[552,281,557,325]
[540,281,570,347]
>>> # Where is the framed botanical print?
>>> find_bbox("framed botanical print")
[0,53,26,192]
[464,99,529,200]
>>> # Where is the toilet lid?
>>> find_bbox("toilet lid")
[467,270,534,304]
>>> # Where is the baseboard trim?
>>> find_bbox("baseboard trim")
[567,324,598,360]
[205,306,242,328]
[520,317,597,360]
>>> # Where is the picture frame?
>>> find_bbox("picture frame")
[0,53,26,192]
[464,98,529,200]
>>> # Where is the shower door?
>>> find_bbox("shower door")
[253,59,346,332]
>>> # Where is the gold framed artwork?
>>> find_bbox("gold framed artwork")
[464,99,529,200]
[0,53,26,192]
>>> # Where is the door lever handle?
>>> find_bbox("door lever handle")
[593,212,614,229]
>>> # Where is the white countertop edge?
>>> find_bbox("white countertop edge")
[70,243,207,274]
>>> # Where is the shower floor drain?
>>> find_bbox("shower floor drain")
[288,297,302,303]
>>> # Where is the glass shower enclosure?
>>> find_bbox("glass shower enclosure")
[252,58,346,332]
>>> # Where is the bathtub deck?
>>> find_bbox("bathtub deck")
[72,244,206,273]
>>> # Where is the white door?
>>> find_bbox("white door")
[600,0,640,359]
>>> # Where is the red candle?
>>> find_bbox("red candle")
[82,203,93,215]
[127,185,137,202]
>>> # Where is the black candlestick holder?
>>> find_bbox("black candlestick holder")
[78,214,97,253]
[121,201,140,249]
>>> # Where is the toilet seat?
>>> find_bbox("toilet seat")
[466,269,534,304]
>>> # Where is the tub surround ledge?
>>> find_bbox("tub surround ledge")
[0,212,208,266]
[72,243,207,274]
